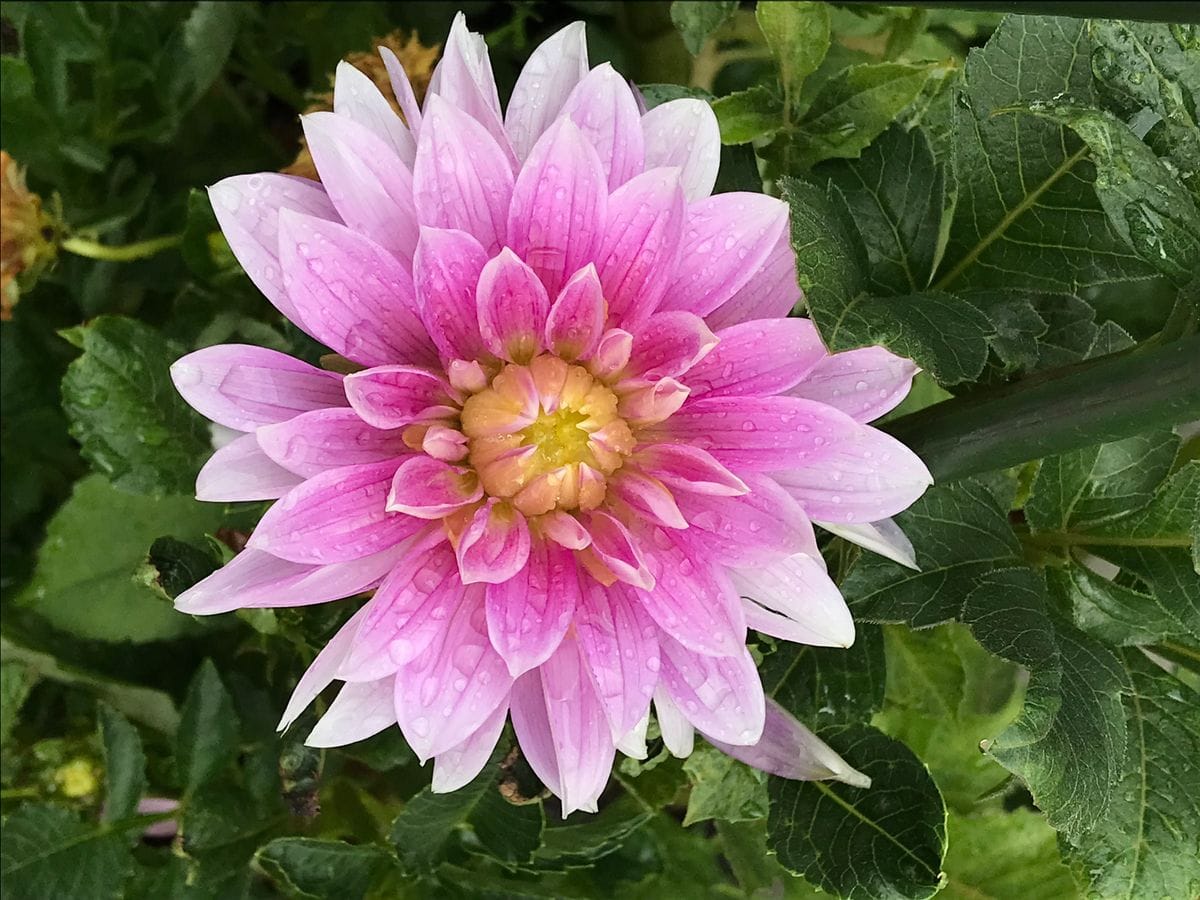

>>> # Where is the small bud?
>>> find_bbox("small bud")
[1,151,60,320]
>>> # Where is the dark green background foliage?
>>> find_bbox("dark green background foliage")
[1,2,1198,897]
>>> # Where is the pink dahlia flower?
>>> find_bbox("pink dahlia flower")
[171,14,931,814]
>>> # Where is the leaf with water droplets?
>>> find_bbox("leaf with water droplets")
[671,0,739,56]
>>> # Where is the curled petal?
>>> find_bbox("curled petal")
[457,500,532,585]
[432,698,510,793]
[486,538,578,676]
[561,63,644,189]
[333,61,415,165]
[617,710,650,760]
[622,311,717,383]
[789,346,919,423]
[539,510,591,550]
[413,227,491,364]
[196,433,303,501]
[344,365,459,430]
[584,511,654,590]
[641,99,721,201]
[616,377,690,427]
[685,318,826,399]
[608,470,686,529]
[307,677,396,748]
[731,554,855,648]
[256,408,409,476]
[588,328,633,381]
[476,248,550,363]
[633,444,748,497]
[545,264,605,362]
[387,456,482,518]
[658,636,765,746]
[505,21,589,160]
[816,518,919,570]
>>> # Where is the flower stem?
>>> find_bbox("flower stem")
[61,233,182,262]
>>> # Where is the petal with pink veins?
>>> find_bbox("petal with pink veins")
[789,346,919,423]
[344,365,459,430]
[622,311,717,382]
[588,328,633,381]
[278,605,370,730]
[414,96,514,254]
[730,554,855,648]
[583,511,654,590]
[306,677,397,747]
[705,229,803,330]
[413,227,491,364]
[510,671,563,797]
[207,174,338,323]
[685,318,826,399]
[561,63,644,189]
[457,500,532,585]
[171,344,347,432]
[476,248,550,363]
[387,456,483,518]
[256,408,410,476]
[616,377,690,427]
[641,99,721,201]
[539,510,591,550]
[545,264,605,362]
[506,119,607,298]
[197,433,303,501]
[505,22,589,161]
[432,697,510,793]
[380,47,424,136]
[249,458,425,564]
[333,61,415,165]
[608,470,686,529]
[658,194,789,318]
[486,537,578,676]
[278,211,436,368]
[633,444,748,497]
[658,635,765,746]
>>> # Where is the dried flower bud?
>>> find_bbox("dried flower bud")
[1,151,59,320]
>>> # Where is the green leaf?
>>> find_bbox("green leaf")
[935,16,1153,293]
[176,660,239,794]
[1011,103,1200,283]
[760,624,887,728]
[61,316,211,496]
[767,724,946,900]
[144,536,221,601]
[818,125,948,296]
[98,704,146,823]
[534,795,651,868]
[940,809,1079,900]
[1061,649,1200,899]
[670,0,738,55]
[777,176,867,315]
[756,1,831,106]
[682,744,767,825]
[711,86,783,145]
[0,662,38,748]
[962,290,1050,373]
[0,804,132,900]
[255,838,394,900]
[14,475,227,643]
[163,2,247,111]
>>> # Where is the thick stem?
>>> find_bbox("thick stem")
[61,233,182,263]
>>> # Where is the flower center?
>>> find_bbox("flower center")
[460,355,635,516]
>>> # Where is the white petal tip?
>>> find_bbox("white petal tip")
[833,768,872,789]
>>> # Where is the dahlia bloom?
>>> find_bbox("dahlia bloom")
[171,14,931,814]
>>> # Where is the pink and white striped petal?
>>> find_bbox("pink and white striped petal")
[333,61,415,165]
[622,311,717,382]
[486,538,578,676]
[457,500,532,585]
[685,318,826,399]
[641,99,721,202]
[476,248,551,363]
[561,63,644,189]
[344,365,459,430]
[386,456,483,518]
[705,229,803,331]
[576,580,658,741]
[432,697,510,793]
[306,677,397,747]
[505,22,589,161]
[197,432,303,501]
[583,511,654,590]
[633,444,748,497]
[256,408,410,477]
[608,470,686,529]
[413,227,491,364]
[658,636,765,746]
[510,671,563,798]
[545,264,606,362]
[789,346,919,423]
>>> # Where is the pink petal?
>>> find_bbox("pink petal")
[507,119,607,298]
[608,470,686,529]
[545,264,605,362]
[641,99,721,201]
[510,671,564,797]
[343,365,459,430]
[622,311,717,382]
[576,579,658,741]
[817,518,918,569]
[658,194,789,318]
[583,511,654,590]
[540,510,592,550]
[278,211,436,368]
[413,227,491,364]
[432,697,509,793]
[306,677,397,747]
[674,473,817,566]
[278,605,370,730]
[538,634,617,815]
[486,538,578,676]
[249,459,424,563]
[207,174,338,323]
[616,377,690,427]
[427,14,514,165]
[643,396,859,473]
[588,328,633,380]
[773,425,932,523]
[561,63,644,189]
[414,96,514,255]
[653,688,694,758]
[506,22,589,160]
[686,318,826,399]
[380,47,424,136]
[633,444,748,497]
[393,587,513,761]
[256,408,410,477]
[333,61,415,165]
[633,526,745,657]
[196,432,303,501]
[175,545,404,616]
[457,500,532,585]
[171,344,346,432]
[708,699,870,787]
[387,455,483,518]
[476,248,550,363]
[301,112,419,264]
[658,636,765,745]
[730,554,855,648]
[789,346,919,423]
[595,167,686,329]
[705,229,803,331]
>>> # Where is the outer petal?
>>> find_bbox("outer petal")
[306,677,396,747]
[658,194,789,318]
[653,688,695,758]
[196,432,302,501]
[485,538,578,676]
[380,47,424,136]
[302,111,419,264]
[658,636,765,746]
[476,248,550,363]
[595,168,685,329]
[730,554,855,648]
[414,95,514,254]
[576,579,659,741]
[685,319,826,399]
[333,61,415,165]
[249,458,424,563]
[386,456,483,518]
[789,346,919,423]
[343,365,459,430]
[816,518,919,570]
[633,444,748,497]
[772,425,933,523]
[561,63,644,189]
[256,408,410,476]
[278,605,369,730]
[705,230,803,331]
[505,21,589,161]
[510,671,563,798]
[413,227,491,364]
[708,699,871,787]
[207,174,338,322]
[278,211,436,368]
[641,99,721,201]
[171,345,347,432]
[643,395,860,474]
[506,119,607,298]
[545,264,606,362]
[457,500,532,585]
[622,311,717,382]
[432,698,509,793]
[393,588,513,761]
[175,545,404,615]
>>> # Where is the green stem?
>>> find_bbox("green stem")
[1023,533,1191,549]
[61,234,182,263]
[884,336,1200,483]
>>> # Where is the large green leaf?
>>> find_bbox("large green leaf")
[255,838,395,900]
[935,15,1153,292]
[682,745,767,826]
[0,804,132,900]
[940,809,1078,900]
[98,704,146,823]
[760,624,887,728]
